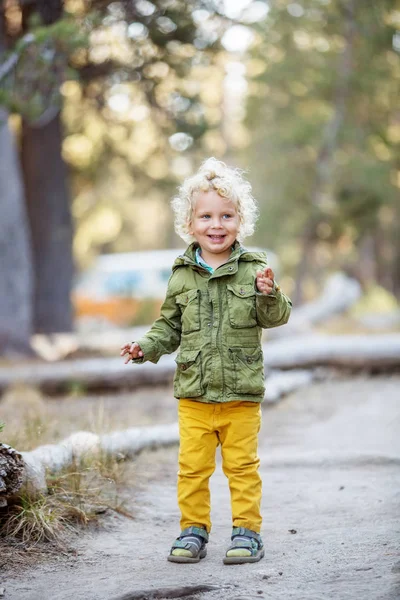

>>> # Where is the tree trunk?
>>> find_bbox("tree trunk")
[0,9,34,356]
[390,209,400,298]
[21,114,74,333]
[19,0,74,334]
[356,233,377,288]
[0,110,34,356]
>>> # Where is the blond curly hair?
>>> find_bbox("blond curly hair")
[171,157,259,244]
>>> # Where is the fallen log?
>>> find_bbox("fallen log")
[0,422,179,502]
[264,369,316,403]
[0,355,176,393]
[30,272,362,360]
[0,368,318,501]
[267,272,362,338]
[0,444,25,507]
[354,311,400,331]
[262,334,400,369]
[0,334,399,393]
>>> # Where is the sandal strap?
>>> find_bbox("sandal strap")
[171,527,208,557]
[229,538,253,550]
[231,527,261,543]
[227,528,263,557]
[172,539,195,550]
[180,526,209,542]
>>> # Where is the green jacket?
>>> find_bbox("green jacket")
[133,242,292,403]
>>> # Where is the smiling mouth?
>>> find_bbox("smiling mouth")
[208,234,226,241]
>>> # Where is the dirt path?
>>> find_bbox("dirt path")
[3,376,400,600]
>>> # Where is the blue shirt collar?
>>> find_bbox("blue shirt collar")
[195,247,214,273]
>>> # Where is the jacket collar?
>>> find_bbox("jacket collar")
[172,241,263,277]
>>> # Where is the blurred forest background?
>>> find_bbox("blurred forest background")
[0,0,399,357]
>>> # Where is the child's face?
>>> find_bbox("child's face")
[189,190,240,260]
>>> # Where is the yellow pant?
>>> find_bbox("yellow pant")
[178,399,262,534]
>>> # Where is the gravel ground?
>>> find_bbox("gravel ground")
[2,376,400,600]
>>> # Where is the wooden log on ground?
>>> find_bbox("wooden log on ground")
[0,368,319,501]
[267,272,362,339]
[30,272,362,360]
[0,444,25,507]
[264,369,316,403]
[1,423,179,502]
[262,334,400,369]
[0,355,176,393]
[0,334,399,393]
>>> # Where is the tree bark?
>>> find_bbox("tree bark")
[390,209,400,298]
[0,110,34,356]
[21,114,74,333]
[0,11,34,357]
[19,0,74,334]
[0,444,25,507]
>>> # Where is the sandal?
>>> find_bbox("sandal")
[167,526,208,563]
[223,527,264,564]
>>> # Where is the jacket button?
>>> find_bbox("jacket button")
[246,357,253,364]
[228,267,233,271]
[240,288,245,295]
[181,364,187,371]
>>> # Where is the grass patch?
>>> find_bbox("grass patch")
[0,382,174,563]
[0,385,51,450]
[0,452,133,553]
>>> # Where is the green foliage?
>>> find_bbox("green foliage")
[242,0,400,291]
[1,1,230,265]
[59,1,229,260]
[1,16,89,122]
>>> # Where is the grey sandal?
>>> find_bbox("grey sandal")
[223,527,264,564]
[167,526,208,563]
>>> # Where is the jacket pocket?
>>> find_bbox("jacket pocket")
[176,289,201,333]
[229,347,265,395]
[174,349,204,397]
[226,284,257,328]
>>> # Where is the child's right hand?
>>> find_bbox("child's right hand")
[120,342,144,364]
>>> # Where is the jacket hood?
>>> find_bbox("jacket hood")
[172,241,267,272]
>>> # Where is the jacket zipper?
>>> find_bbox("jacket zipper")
[217,278,225,394]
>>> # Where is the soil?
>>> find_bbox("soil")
[1,375,400,600]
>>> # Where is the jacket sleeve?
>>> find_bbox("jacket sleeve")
[132,279,182,364]
[255,285,292,329]
[253,260,292,328]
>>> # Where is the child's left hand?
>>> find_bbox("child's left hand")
[256,267,275,295]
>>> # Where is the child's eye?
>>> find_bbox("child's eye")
[201,214,211,219]
[223,214,233,219]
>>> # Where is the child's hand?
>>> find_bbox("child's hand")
[256,267,275,295]
[120,342,144,364]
